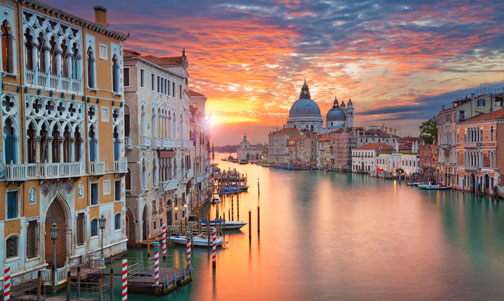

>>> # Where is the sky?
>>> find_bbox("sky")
[46,0,504,145]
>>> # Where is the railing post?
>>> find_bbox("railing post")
[66,270,71,301]
[109,268,114,301]
[77,266,81,299]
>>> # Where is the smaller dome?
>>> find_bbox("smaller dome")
[326,97,346,122]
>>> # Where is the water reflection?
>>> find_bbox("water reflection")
[129,157,504,300]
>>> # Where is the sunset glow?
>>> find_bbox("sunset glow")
[45,0,504,144]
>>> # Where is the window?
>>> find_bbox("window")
[87,47,95,88]
[140,69,144,87]
[71,43,79,80]
[478,98,485,107]
[99,44,108,60]
[26,221,39,259]
[124,67,130,87]
[91,219,98,236]
[101,107,109,122]
[2,21,13,73]
[491,126,494,141]
[179,85,182,99]
[459,110,465,121]
[172,82,175,96]
[6,236,18,259]
[151,74,155,90]
[24,30,34,71]
[112,54,120,93]
[91,183,99,205]
[126,169,132,190]
[7,191,18,219]
[77,213,85,246]
[115,180,121,201]
[153,221,157,230]
[157,76,160,93]
[168,80,170,95]
[103,180,111,195]
[3,117,17,164]
[115,213,121,230]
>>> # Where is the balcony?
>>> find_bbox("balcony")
[89,161,106,175]
[464,142,481,149]
[175,139,182,148]
[141,136,151,148]
[162,138,175,149]
[152,138,162,149]
[440,143,452,150]
[114,160,128,173]
[126,136,132,150]
[4,162,83,181]
[464,165,481,172]
[25,70,82,94]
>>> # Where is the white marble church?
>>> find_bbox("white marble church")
[285,80,354,133]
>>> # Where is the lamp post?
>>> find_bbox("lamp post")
[50,222,58,269]
[99,214,106,256]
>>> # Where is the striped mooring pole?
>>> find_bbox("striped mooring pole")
[211,227,217,268]
[186,230,192,271]
[162,224,167,258]
[153,242,160,285]
[3,265,11,301]
[121,259,128,301]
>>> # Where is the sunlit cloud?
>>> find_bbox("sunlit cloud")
[45,0,504,144]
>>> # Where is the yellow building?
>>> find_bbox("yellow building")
[0,1,128,280]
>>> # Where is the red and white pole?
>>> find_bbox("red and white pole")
[211,227,217,268]
[153,242,160,285]
[162,224,167,258]
[186,230,191,271]
[121,259,128,301]
[3,265,11,301]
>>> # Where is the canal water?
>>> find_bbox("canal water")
[129,158,504,300]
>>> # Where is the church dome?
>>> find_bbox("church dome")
[326,97,346,122]
[288,81,322,118]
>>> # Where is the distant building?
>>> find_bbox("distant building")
[267,128,301,167]
[418,143,438,182]
[285,80,354,133]
[237,134,264,163]
[352,143,394,173]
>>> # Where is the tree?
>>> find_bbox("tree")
[419,117,438,145]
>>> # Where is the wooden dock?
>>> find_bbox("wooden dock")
[15,296,96,301]
[128,267,191,296]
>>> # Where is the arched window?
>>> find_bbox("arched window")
[112,54,119,93]
[37,33,46,73]
[39,123,48,163]
[151,108,157,137]
[49,36,57,75]
[6,235,18,258]
[63,125,71,162]
[90,219,98,236]
[89,125,97,162]
[124,105,130,137]
[51,126,60,163]
[61,40,69,77]
[75,128,82,161]
[153,158,158,186]
[141,159,146,189]
[126,169,131,190]
[113,126,120,161]
[1,21,13,73]
[24,29,34,71]
[140,105,146,137]
[114,213,121,230]
[3,118,17,164]
[27,122,36,163]
[71,43,79,80]
[87,47,95,88]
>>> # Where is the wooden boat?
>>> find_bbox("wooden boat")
[169,234,223,247]
[424,185,450,190]
[201,220,247,230]
[406,180,422,186]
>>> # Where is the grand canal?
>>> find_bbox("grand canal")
[129,158,504,300]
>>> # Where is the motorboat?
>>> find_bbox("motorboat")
[406,180,422,186]
[201,219,247,230]
[423,185,450,190]
[169,234,223,247]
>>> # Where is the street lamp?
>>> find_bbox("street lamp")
[99,214,106,256]
[50,223,58,269]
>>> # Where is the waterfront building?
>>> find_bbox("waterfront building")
[189,90,211,213]
[418,143,438,182]
[328,127,362,171]
[352,143,393,173]
[287,132,318,169]
[123,48,192,244]
[237,134,264,163]
[356,127,398,147]
[376,152,419,177]
[317,135,330,169]
[267,127,300,167]
[454,108,504,195]
[285,80,355,133]
[0,2,128,277]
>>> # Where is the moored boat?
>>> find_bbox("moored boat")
[424,185,450,190]
[170,234,224,247]
[202,220,247,230]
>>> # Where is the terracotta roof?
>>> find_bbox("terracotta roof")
[141,55,185,67]
[189,90,205,97]
[124,48,141,56]
[463,108,504,123]
[318,136,330,142]
[290,135,305,141]
[354,143,394,150]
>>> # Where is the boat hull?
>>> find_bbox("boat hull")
[170,236,223,247]
[202,220,247,230]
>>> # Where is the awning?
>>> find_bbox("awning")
[159,150,175,158]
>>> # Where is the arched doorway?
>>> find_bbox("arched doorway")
[142,205,149,241]
[470,173,475,192]
[45,197,67,268]
[126,208,135,246]
[166,199,173,226]
[484,174,490,191]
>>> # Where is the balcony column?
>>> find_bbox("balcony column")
[69,138,76,161]
[32,45,38,85]
[59,137,65,163]
[47,137,54,163]
[44,46,50,74]
[56,51,62,76]
[35,136,41,163]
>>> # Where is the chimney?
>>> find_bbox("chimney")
[94,6,107,27]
